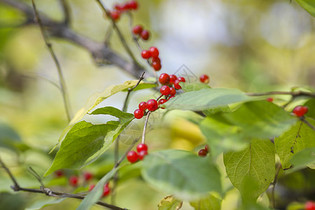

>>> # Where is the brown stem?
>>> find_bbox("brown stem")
[0,157,125,210]
[247,91,315,98]
[59,0,71,25]
[301,117,315,131]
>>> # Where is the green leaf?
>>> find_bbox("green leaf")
[142,150,222,201]
[77,168,118,210]
[222,101,297,139]
[181,82,210,92]
[190,193,221,210]
[275,118,315,169]
[45,107,133,176]
[163,88,255,111]
[305,98,315,119]
[158,195,183,210]
[25,198,66,210]
[288,147,315,172]
[223,139,275,200]
[296,0,315,17]
[0,122,21,151]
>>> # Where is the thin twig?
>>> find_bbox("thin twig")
[247,91,315,98]
[32,0,72,122]
[0,157,124,210]
[59,0,71,25]
[95,0,140,66]
[142,111,151,144]
[271,163,282,209]
[301,118,315,131]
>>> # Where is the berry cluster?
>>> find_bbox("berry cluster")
[127,143,148,163]
[198,145,209,157]
[292,105,308,117]
[132,25,150,41]
[110,0,138,21]
[141,47,161,71]
[54,170,94,187]
[88,183,111,197]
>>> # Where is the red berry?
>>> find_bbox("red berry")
[198,149,207,157]
[169,74,177,84]
[69,176,79,187]
[160,85,171,95]
[127,151,139,163]
[292,105,308,117]
[54,170,64,177]
[200,74,209,83]
[83,172,93,181]
[134,109,144,119]
[139,102,147,111]
[137,143,148,153]
[305,201,315,210]
[178,77,186,83]
[88,184,95,191]
[110,10,120,21]
[140,30,150,40]
[159,73,170,85]
[103,183,110,197]
[138,150,148,160]
[114,4,123,11]
[132,25,143,35]
[152,57,161,63]
[128,1,138,10]
[152,61,161,71]
[174,80,182,89]
[205,144,209,153]
[158,99,167,107]
[169,87,176,96]
[141,50,151,59]
[149,47,159,58]
[266,97,273,102]
[146,99,158,111]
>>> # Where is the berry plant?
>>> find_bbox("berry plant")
[0,0,315,210]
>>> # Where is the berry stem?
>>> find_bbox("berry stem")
[142,111,151,144]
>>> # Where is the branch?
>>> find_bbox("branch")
[59,0,71,25]
[0,0,146,78]
[0,157,125,210]
[247,91,315,98]
[301,117,315,131]
[270,163,282,209]
[32,0,72,122]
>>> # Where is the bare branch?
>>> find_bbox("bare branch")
[247,91,315,98]
[59,0,71,25]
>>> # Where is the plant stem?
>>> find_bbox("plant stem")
[142,111,151,144]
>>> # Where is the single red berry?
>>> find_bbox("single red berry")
[54,170,64,177]
[134,109,144,119]
[169,74,178,84]
[292,105,308,117]
[88,184,95,191]
[305,201,315,210]
[152,61,161,71]
[160,85,171,95]
[152,57,161,64]
[128,0,138,10]
[83,172,93,181]
[158,99,167,107]
[178,77,186,83]
[138,102,147,111]
[149,47,159,58]
[174,80,182,89]
[138,150,148,160]
[69,176,79,187]
[169,87,176,96]
[132,25,143,35]
[266,97,273,102]
[127,151,139,163]
[110,10,120,21]
[140,30,150,40]
[198,149,208,157]
[137,143,148,153]
[103,183,110,197]
[147,99,158,111]
[200,74,210,83]
[204,144,209,153]
[159,73,170,85]
[141,50,151,59]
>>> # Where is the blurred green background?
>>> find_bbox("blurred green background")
[0,0,314,209]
